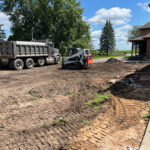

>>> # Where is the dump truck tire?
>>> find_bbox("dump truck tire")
[55,55,61,64]
[25,58,34,69]
[37,57,45,67]
[13,59,24,70]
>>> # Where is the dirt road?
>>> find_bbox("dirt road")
[0,62,149,150]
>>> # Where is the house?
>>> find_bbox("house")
[129,22,150,59]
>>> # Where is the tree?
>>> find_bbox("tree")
[0,0,91,55]
[128,25,141,41]
[100,20,116,56]
[0,24,6,41]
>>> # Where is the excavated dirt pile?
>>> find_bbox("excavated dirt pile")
[0,62,149,150]
[106,58,123,64]
[139,64,150,72]
[111,64,150,100]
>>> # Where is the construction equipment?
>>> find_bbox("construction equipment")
[0,40,61,70]
[62,48,93,69]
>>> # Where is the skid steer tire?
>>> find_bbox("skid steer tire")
[76,62,82,70]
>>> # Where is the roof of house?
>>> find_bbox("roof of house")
[129,22,150,42]
[129,37,143,42]
[143,33,150,38]
[140,22,150,30]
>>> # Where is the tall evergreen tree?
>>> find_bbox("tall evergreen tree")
[100,20,116,56]
[0,0,91,55]
[0,24,6,41]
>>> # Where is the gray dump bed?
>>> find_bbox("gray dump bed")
[0,41,52,59]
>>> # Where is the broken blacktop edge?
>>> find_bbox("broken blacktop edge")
[139,120,150,150]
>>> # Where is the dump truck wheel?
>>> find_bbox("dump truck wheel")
[55,55,61,64]
[25,58,34,69]
[37,57,45,66]
[13,59,24,70]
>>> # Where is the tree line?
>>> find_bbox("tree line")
[0,0,91,55]
[0,0,141,55]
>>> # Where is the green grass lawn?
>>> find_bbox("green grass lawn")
[91,50,131,60]
[93,55,123,60]
[123,56,131,60]
[112,50,131,55]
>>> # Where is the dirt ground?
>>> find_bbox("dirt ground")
[0,62,149,150]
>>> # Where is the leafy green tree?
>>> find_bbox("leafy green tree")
[0,24,6,41]
[100,20,116,56]
[128,25,141,41]
[0,0,91,55]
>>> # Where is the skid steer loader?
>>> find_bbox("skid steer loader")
[62,48,93,69]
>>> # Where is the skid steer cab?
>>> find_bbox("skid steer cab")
[62,48,93,69]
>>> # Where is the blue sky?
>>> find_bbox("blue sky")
[1,0,150,50]
[80,0,150,50]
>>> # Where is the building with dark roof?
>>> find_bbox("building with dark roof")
[129,22,150,59]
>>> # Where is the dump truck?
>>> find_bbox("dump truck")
[62,48,93,69]
[0,40,61,70]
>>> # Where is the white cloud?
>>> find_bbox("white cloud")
[91,30,101,49]
[88,7,131,25]
[0,12,11,31]
[82,16,87,22]
[137,2,150,12]
[91,24,132,50]
[91,30,101,39]
[115,24,132,50]
[115,24,132,41]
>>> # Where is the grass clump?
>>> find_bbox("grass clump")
[42,123,51,129]
[65,91,73,96]
[85,93,110,108]
[82,120,89,125]
[144,103,150,120]
[80,118,90,125]
[147,104,150,110]
[56,117,66,126]
[144,113,150,119]
[56,117,63,123]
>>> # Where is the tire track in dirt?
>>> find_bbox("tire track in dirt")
[0,63,148,150]
[66,96,146,150]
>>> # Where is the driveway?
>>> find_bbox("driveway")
[93,56,127,63]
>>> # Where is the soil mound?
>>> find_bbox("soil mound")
[138,65,150,72]
[106,58,122,64]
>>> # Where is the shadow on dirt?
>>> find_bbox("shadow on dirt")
[0,67,13,71]
[108,64,150,101]
[60,64,82,70]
